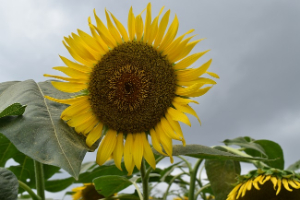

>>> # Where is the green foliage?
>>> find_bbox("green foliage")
[287,160,300,171]
[205,159,241,200]
[93,175,133,197]
[244,139,284,169]
[223,136,284,169]
[0,133,60,193]
[0,80,92,178]
[0,167,19,200]
[0,103,26,118]
[168,144,272,162]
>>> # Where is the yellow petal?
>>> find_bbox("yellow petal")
[59,55,92,73]
[44,95,88,105]
[276,178,282,195]
[168,36,200,63]
[236,182,246,199]
[113,132,124,171]
[173,102,201,124]
[142,133,156,169]
[158,14,179,52]
[177,78,216,87]
[128,6,135,41]
[135,15,144,41]
[176,59,212,81]
[51,81,87,93]
[186,86,213,98]
[153,10,170,48]
[227,183,242,200]
[66,110,94,126]
[282,178,293,192]
[77,29,104,53]
[75,115,98,136]
[289,179,300,189]
[93,9,117,47]
[271,176,278,190]
[87,17,109,53]
[86,123,104,147]
[173,97,199,105]
[160,118,183,141]
[96,129,117,165]
[165,112,186,146]
[242,181,250,197]
[44,74,86,83]
[252,177,261,190]
[52,66,89,79]
[262,175,271,184]
[174,50,210,70]
[176,83,203,96]
[109,12,129,42]
[206,71,220,79]
[61,99,90,119]
[149,129,168,156]
[105,9,123,44]
[143,3,152,43]
[124,133,135,175]
[155,125,174,163]
[62,41,93,67]
[167,107,191,126]
[133,133,144,169]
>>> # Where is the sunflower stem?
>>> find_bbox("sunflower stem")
[18,180,42,200]
[188,159,203,200]
[34,160,45,200]
[140,159,149,200]
[163,172,187,200]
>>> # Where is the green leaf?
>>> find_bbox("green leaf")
[0,167,19,200]
[45,177,75,192]
[287,160,300,171]
[93,175,132,197]
[0,103,26,118]
[244,140,284,169]
[160,161,183,182]
[223,137,266,156]
[205,159,241,200]
[0,133,61,193]
[155,145,272,162]
[0,80,92,178]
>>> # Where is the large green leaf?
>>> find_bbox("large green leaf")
[157,145,272,162]
[205,159,241,200]
[244,140,284,169]
[93,175,132,197]
[0,80,92,178]
[0,133,61,193]
[223,137,266,156]
[0,167,19,200]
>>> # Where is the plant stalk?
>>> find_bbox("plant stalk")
[34,160,45,200]
[188,159,203,200]
[140,159,149,200]
[18,180,41,200]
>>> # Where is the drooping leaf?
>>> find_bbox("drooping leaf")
[244,140,284,169]
[155,144,272,162]
[0,167,19,200]
[223,137,266,156]
[205,159,241,200]
[287,160,300,171]
[93,175,132,197]
[0,103,26,118]
[0,80,92,178]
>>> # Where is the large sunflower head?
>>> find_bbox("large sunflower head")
[227,168,300,200]
[44,3,218,175]
[72,183,104,200]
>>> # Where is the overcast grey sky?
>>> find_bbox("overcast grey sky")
[1,0,300,199]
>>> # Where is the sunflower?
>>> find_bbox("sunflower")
[72,183,106,200]
[227,168,300,200]
[44,3,218,175]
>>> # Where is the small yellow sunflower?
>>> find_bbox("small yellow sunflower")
[227,169,300,200]
[72,183,104,200]
[44,3,218,175]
